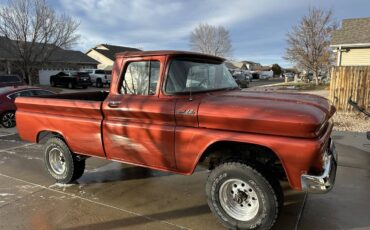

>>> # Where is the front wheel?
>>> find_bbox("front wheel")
[206,162,283,230]
[1,111,16,128]
[44,137,85,183]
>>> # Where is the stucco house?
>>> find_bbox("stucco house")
[331,17,370,66]
[86,44,141,70]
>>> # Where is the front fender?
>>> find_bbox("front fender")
[174,125,332,190]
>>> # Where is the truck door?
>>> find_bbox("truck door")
[102,58,176,169]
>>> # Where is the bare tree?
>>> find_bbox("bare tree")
[0,0,79,84]
[284,7,337,85]
[190,23,232,58]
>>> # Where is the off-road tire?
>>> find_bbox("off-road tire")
[44,137,85,183]
[206,162,283,230]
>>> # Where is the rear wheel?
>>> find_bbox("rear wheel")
[68,81,74,89]
[50,79,56,87]
[206,162,283,230]
[44,137,85,183]
[96,78,103,88]
[1,111,15,128]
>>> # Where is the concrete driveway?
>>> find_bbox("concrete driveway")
[0,128,369,230]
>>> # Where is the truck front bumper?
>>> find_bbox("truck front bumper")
[301,139,338,193]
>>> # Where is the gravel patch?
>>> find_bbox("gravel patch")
[333,113,370,132]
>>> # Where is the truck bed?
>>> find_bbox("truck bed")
[38,91,109,101]
[15,91,109,158]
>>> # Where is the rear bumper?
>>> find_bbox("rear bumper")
[76,81,91,87]
[301,139,338,193]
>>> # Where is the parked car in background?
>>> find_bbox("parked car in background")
[232,72,249,88]
[259,71,273,80]
[0,86,54,128]
[50,71,91,89]
[0,74,26,87]
[85,69,112,88]
[283,72,295,79]
[243,71,253,82]
[251,72,260,79]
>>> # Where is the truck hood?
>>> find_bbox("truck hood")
[198,90,336,138]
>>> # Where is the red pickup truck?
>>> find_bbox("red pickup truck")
[16,51,337,230]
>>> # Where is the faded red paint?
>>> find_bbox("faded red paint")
[15,50,335,190]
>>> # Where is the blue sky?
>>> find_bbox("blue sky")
[43,0,370,67]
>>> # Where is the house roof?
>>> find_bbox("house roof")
[48,49,99,64]
[0,36,98,64]
[331,17,370,47]
[224,62,240,69]
[90,44,141,61]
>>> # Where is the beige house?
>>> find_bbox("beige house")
[86,44,141,70]
[331,17,370,66]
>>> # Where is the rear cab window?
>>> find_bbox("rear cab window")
[95,70,105,75]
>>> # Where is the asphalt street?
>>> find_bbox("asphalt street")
[0,128,369,230]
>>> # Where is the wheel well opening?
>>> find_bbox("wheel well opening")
[199,141,287,180]
[37,131,64,144]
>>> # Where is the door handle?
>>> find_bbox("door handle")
[108,101,121,108]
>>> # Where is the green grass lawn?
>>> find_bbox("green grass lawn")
[272,82,330,91]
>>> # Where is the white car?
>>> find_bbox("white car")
[85,69,112,88]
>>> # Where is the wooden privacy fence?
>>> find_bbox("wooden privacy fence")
[329,66,370,113]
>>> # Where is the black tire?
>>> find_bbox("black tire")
[82,85,88,89]
[68,81,74,89]
[96,78,103,88]
[1,111,16,128]
[44,137,85,183]
[50,79,56,87]
[206,162,283,230]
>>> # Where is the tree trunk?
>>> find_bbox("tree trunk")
[23,65,32,85]
[313,71,319,85]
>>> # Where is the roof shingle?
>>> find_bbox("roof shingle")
[0,36,98,64]
[331,17,370,46]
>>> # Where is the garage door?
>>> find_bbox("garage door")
[38,69,63,85]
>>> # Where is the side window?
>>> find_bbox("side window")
[120,61,160,95]
[95,70,105,74]
[8,90,32,99]
[32,90,53,96]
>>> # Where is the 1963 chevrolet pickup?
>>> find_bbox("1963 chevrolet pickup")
[15,51,337,230]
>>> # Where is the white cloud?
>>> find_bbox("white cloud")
[58,0,303,52]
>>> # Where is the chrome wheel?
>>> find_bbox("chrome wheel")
[219,179,260,221]
[1,112,15,128]
[48,148,66,175]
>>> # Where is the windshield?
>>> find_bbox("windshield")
[165,59,237,94]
